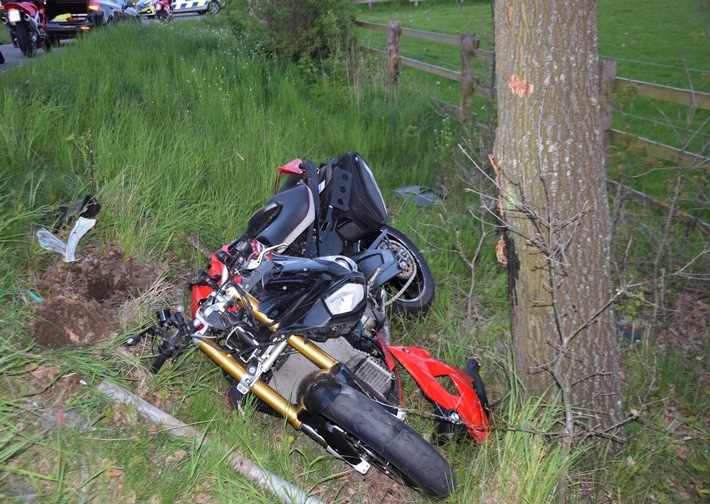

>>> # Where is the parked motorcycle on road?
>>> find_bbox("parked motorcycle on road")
[152,0,172,22]
[1,0,50,57]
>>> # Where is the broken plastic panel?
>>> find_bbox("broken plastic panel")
[36,217,96,262]
[65,217,96,262]
[36,228,67,255]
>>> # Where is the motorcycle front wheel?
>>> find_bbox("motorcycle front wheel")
[322,385,455,499]
[363,225,435,317]
[15,25,35,58]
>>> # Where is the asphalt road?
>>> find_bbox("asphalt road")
[0,39,70,72]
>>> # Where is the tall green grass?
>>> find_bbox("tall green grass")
[0,18,480,503]
[1,20,447,264]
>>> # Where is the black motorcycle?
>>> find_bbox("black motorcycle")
[128,211,456,498]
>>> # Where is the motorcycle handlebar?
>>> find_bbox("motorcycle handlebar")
[125,310,193,374]
[150,353,169,374]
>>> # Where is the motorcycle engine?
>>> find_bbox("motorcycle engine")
[268,333,396,404]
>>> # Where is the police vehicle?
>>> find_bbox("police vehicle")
[136,0,221,17]
[173,0,221,15]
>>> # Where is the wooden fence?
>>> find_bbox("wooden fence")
[355,20,710,169]
[356,0,431,6]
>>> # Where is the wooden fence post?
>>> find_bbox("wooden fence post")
[599,60,617,168]
[386,21,401,83]
[460,34,478,115]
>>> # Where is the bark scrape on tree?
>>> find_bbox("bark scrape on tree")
[507,74,535,97]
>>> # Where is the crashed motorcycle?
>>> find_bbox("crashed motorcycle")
[128,206,490,498]
[241,152,436,317]
[1,0,50,58]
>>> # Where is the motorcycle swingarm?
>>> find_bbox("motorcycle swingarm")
[387,346,490,443]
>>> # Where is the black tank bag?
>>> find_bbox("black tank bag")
[320,152,388,244]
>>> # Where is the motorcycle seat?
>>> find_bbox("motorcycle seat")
[255,184,315,250]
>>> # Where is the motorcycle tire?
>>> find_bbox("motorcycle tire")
[16,26,36,58]
[363,225,435,317]
[322,384,455,499]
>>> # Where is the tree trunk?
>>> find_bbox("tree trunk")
[493,0,623,439]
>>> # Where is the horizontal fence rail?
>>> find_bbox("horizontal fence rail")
[614,77,710,111]
[355,19,709,169]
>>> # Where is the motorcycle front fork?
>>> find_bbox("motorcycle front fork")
[195,333,338,431]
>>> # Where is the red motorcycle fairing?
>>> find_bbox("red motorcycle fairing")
[387,345,490,443]
[3,1,40,17]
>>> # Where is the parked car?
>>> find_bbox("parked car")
[173,0,221,15]
[45,0,138,41]
[136,0,221,17]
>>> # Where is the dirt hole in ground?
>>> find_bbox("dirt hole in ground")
[30,248,172,348]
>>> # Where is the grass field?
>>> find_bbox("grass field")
[354,0,710,157]
[0,4,708,503]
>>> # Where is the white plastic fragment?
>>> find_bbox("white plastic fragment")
[64,217,96,262]
[36,228,67,255]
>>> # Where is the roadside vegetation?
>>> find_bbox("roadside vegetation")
[0,1,707,502]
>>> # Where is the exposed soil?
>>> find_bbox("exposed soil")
[30,248,167,348]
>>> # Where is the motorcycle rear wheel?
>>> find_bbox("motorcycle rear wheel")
[322,385,455,499]
[363,225,435,317]
[16,26,36,58]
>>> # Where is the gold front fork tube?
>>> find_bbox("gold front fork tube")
[196,340,302,429]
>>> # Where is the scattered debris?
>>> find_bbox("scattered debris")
[65,217,97,262]
[36,228,67,255]
[25,290,43,303]
[36,217,96,263]
[44,195,101,232]
[97,380,326,504]
[394,186,444,207]
[39,407,90,431]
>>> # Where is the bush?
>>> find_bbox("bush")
[232,0,356,64]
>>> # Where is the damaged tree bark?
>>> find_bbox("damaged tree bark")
[492,0,623,443]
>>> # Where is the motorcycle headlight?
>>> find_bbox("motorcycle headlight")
[8,8,21,23]
[324,283,365,316]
